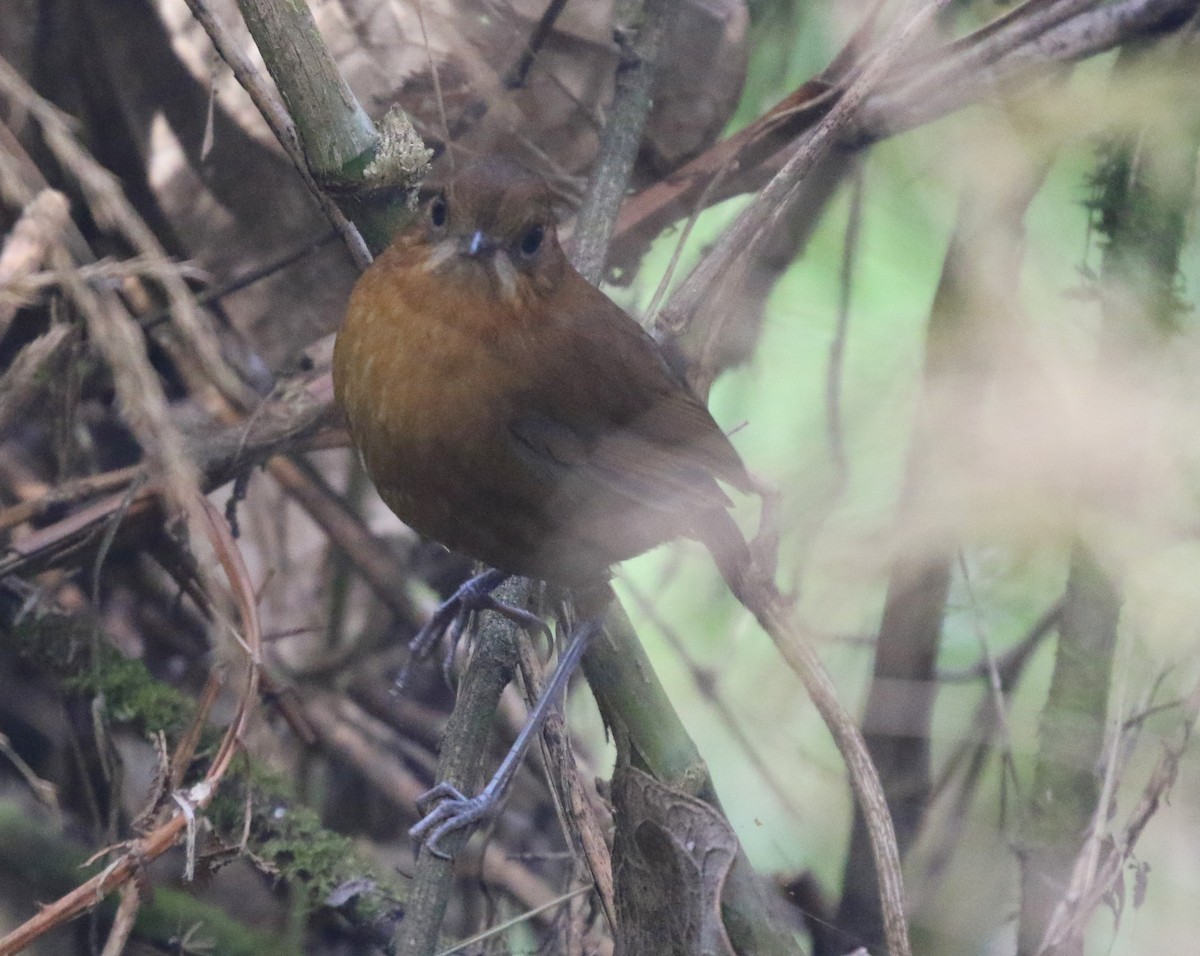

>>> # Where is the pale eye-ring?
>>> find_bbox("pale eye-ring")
[429,194,448,228]
[519,224,545,257]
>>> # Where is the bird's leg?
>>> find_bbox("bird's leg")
[409,615,602,859]
[399,568,552,688]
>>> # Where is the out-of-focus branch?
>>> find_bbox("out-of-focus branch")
[657,0,954,398]
[183,0,372,269]
[606,0,1194,382]
[0,367,338,579]
[1018,31,1200,953]
[860,0,1199,140]
[0,325,73,438]
[571,0,681,283]
[266,455,424,628]
[50,243,202,515]
[0,55,255,410]
[1018,545,1120,955]
[0,188,70,336]
[837,126,1055,950]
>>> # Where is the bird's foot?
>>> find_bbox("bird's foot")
[398,569,552,688]
[408,616,602,859]
[409,781,500,860]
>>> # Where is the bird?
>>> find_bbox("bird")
[333,156,756,855]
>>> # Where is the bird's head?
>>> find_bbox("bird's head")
[416,158,567,303]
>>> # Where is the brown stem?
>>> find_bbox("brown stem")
[392,578,527,956]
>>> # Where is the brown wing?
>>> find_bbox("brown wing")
[507,276,752,529]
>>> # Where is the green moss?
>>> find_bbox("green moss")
[6,597,405,936]
[66,654,193,733]
[10,604,192,740]
[133,886,294,956]
[208,764,407,928]
[1085,137,1191,332]
[0,800,292,956]
[261,806,361,902]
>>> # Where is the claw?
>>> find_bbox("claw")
[414,780,465,815]
[411,570,508,660]
[407,617,603,860]
[409,783,499,860]
[397,569,553,689]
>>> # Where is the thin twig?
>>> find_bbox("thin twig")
[622,577,813,832]
[0,324,73,438]
[641,157,736,324]
[98,883,141,956]
[717,559,913,956]
[137,229,339,331]
[433,885,593,956]
[267,455,424,628]
[184,0,372,269]
[0,188,71,336]
[504,0,573,90]
[0,55,254,408]
[0,493,261,956]
[50,242,201,517]
[515,631,617,931]
[658,0,953,399]
[826,166,864,485]
[572,0,682,283]
[1,256,209,310]
[956,554,1020,791]
[0,731,60,814]
[1047,668,1200,946]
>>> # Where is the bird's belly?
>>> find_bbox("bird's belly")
[335,303,561,574]
[333,266,695,585]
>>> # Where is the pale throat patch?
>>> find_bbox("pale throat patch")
[420,239,520,305]
[420,239,458,273]
[491,250,519,304]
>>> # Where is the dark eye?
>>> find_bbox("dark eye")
[519,224,545,257]
[429,195,447,228]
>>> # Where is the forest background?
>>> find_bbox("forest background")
[0,1,1198,955]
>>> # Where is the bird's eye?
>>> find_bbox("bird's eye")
[519,224,545,257]
[429,195,448,228]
